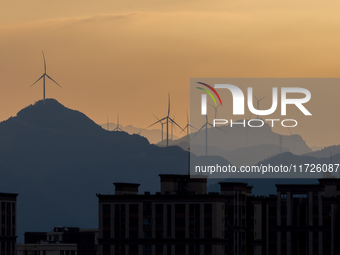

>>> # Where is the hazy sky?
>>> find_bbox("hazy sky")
[1,0,340,147]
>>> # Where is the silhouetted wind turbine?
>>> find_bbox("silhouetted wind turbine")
[245,113,255,147]
[30,51,61,104]
[209,103,221,119]
[113,114,124,131]
[253,95,266,119]
[192,114,227,156]
[153,115,165,146]
[148,94,183,147]
[107,116,110,131]
[171,113,176,140]
[180,110,197,149]
[288,128,296,154]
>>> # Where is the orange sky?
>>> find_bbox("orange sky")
[1,0,340,147]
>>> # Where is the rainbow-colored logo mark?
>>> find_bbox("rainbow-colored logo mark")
[196,82,223,107]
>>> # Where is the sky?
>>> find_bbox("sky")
[1,0,340,147]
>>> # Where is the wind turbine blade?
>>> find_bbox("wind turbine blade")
[288,128,293,136]
[247,124,255,136]
[207,123,228,134]
[42,51,46,73]
[259,95,266,101]
[186,110,189,125]
[189,124,197,130]
[191,124,206,139]
[30,75,44,87]
[147,117,167,128]
[253,95,258,101]
[168,93,170,117]
[46,74,61,88]
[180,125,188,134]
[169,117,183,131]
[153,115,161,121]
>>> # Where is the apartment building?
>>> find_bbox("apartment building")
[17,227,97,255]
[272,179,340,255]
[97,175,256,255]
[0,192,18,255]
[97,175,340,255]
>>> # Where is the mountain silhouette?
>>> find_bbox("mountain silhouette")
[100,123,180,144]
[167,120,312,165]
[0,99,191,241]
[303,145,340,158]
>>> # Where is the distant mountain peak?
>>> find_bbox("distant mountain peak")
[10,98,103,133]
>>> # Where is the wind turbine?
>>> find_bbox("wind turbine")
[153,115,165,146]
[107,116,110,131]
[191,114,227,156]
[209,103,221,119]
[113,114,124,131]
[245,113,255,147]
[148,94,183,147]
[288,128,296,154]
[30,51,61,103]
[253,95,266,119]
[171,113,176,141]
[180,110,197,150]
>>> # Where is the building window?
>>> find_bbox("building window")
[143,231,151,238]
[130,217,138,226]
[156,231,163,238]
[103,218,111,226]
[175,245,185,253]
[281,194,287,201]
[103,231,110,239]
[175,218,185,227]
[175,231,185,239]
[204,231,212,238]
[129,245,138,253]
[143,203,152,212]
[175,204,185,214]
[143,218,152,226]
[143,244,152,254]
[156,245,163,253]
[204,245,212,253]
[156,218,163,226]
[129,204,138,214]
[103,204,111,213]
[129,231,138,238]
[204,204,212,213]
[204,217,212,227]
[155,204,163,214]
[292,194,308,198]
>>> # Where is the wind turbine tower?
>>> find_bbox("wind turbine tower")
[192,114,227,156]
[153,115,165,146]
[181,110,197,150]
[209,103,221,119]
[148,94,183,147]
[253,95,266,119]
[113,114,124,131]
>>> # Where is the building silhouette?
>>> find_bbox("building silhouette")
[0,193,18,255]
[97,175,340,255]
[17,227,97,255]
[97,175,257,255]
